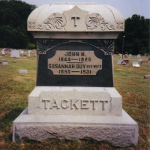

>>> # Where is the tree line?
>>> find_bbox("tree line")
[116,15,149,55]
[0,0,149,54]
[0,0,36,49]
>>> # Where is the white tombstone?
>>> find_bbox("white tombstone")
[136,54,141,58]
[28,50,31,57]
[20,50,24,54]
[1,49,5,55]
[19,70,28,74]
[10,50,20,58]
[117,60,123,64]
[138,59,142,62]
[3,62,8,65]
[132,61,140,67]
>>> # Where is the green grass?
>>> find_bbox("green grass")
[0,52,149,149]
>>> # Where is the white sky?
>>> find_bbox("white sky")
[22,0,150,19]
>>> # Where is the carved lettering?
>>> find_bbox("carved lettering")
[41,99,110,111]
[71,17,80,27]
[90,100,98,110]
[71,99,79,109]
[50,99,60,109]
[61,99,69,109]
[42,100,50,109]
[81,100,89,109]
[100,100,108,110]
[48,50,102,75]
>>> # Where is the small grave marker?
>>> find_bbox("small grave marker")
[10,50,20,58]
[3,62,8,65]
[1,49,5,55]
[136,54,141,58]
[129,54,132,57]
[123,60,129,64]
[144,75,150,79]
[132,61,140,67]
[30,52,36,57]
[124,54,128,58]
[141,61,148,65]
[19,70,28,74]
[117,60,123,64]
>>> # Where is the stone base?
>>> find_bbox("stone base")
[13,107,138,147]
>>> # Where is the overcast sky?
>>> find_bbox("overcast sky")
[22,0,149,19]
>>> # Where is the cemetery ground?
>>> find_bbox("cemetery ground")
[0,51,149,150]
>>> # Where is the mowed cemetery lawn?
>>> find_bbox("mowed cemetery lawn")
[0,51,149,150]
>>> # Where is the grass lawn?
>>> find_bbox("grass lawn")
[0,51,149,149]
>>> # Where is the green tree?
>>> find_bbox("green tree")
[0,0,36,48]
[115,15,149,55]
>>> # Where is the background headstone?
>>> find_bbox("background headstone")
[136,54,141,58]
[1,48,5,55]
[19,70,28,74]
[3,62,8,65]
[132,61,140,67]
[144,75,150,79]
[10,50,20,58]
[117,59,123,64]
[141,61,148,65]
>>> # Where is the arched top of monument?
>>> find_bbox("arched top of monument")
[27,3,125,32]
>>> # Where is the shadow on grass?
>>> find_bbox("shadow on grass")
[0,108,23,133]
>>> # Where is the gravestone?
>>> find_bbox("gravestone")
[138,59,142,62]
[136,54,141,58]
[30,52,36,57]
[144,75,150,79]
[132,61,140,67]
[28,50,31,57]
[19,50,24,57]
[124,54,128,58]
[123,60,129,64]
[3,62,8,65]
[117,59,123,64]
[1,49,5,55]
[141,61,148,65]
[121,61,127,65]
[13,3,138,147]
[10,50,20,58]
[19,70,28,74]
[129,54,132,57]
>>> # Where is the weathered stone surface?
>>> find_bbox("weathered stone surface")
[28,87,122,116]
[13,108,138,147]
[27,4,125,32]
[13,3,138,147]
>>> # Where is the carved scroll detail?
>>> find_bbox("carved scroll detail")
[36,13,66,31]
[86,13,116,31]
[28,22,36,30]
